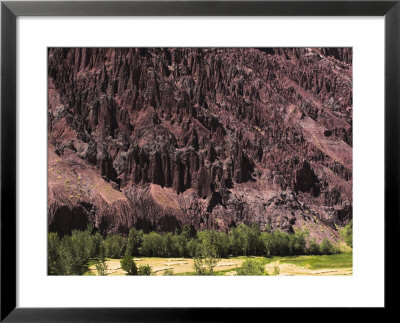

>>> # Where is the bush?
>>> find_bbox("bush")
[319,238,338,255]
[307,239,321,255]
[138,264,152,276]
[120,255,137,275]
[236,259,265,276]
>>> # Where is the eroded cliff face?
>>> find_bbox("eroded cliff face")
[48,48,352,242]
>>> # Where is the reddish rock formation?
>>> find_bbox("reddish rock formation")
[48,48,352,242]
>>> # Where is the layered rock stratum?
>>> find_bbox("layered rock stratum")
[48,48,352,242]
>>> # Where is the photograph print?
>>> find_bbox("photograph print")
[47,48,353,276]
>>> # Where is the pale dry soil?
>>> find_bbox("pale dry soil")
[88,257,352,276]
[88,257,243,276]
[264,261,352,276]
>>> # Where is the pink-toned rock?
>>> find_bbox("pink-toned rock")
[48,48,352,241]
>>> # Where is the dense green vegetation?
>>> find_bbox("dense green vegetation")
[340,220,353,248]
[192,238,219,275]
[48,223,345,275]
[48,229,100,275]
[236,259,266,276]
[138,264,153,276]
[120,254,138,275]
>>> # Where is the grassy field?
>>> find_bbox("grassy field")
[260,252,352,276]
[263,253,352,269]
[85,252,352,276]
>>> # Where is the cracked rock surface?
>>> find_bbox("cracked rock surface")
[48,48,352,242]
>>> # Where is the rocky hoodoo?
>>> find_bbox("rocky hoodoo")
[48,48,352,242]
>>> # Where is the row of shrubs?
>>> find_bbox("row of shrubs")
[48,223,341,275]
[126,224,340,258]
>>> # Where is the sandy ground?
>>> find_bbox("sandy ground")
[88,257,243,276]
[88,257,352,276]
[264,261,352,276]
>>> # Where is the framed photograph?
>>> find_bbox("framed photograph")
[1,0,398,321]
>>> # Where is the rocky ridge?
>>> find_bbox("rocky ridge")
[48,48,352,242]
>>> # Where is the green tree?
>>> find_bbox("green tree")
[340,220,353,248]
[95,254,108,276]
[214,231,230,258]
[141,232,163,257]
[288,230,308,255]
[162,232,174,257]
[120,254,138,275]
[126,227,144,256]
[307,239,321,255]
[320,238,338,255]
[197,230,230,258]
[48,227,97,275]
[172,233,188,257]
[270,230,290,256]
[102,234,126,258]
[58,230,92,275]
[181,224,194,240]
[192,236,219,275]
[260,231,272,257]
[92,232,103,257]
[229,224,247,256]
[187,238,200,258]
[228,223,264,256]
[193,257,206,275]
[48,232,62,275]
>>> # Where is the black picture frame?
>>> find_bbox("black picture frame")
[1,0,398,321]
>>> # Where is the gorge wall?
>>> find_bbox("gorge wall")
[48,48,352,242]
